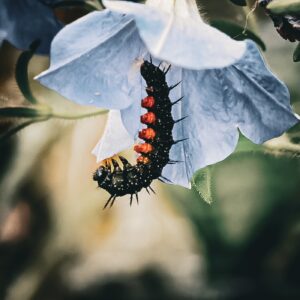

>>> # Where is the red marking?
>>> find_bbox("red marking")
[134,143,153,154]
[141,112,156,125]
[139,128,156,140]
[141,96,155,108]
[137,156,150,164]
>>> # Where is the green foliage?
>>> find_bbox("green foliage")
[210,20,266,51]
[267,0,300,14]
[0,106,51,118]
[192,166,213,204]
[293,42,300,62]
[191,137,264,205]
[191,134,300,205]
[229,0,247,6]
[15,40,40,104]
[170,150,300,292]
[0,105,107,143]
[288,122,300,143]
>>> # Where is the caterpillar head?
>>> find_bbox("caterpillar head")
[93,166,108,182]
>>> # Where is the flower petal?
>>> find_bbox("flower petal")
[144,0,201,20]
[162,65,240,187]
[222,40,299,143]
[162,40,298,187]
[0,0,62,54]
[104,0,246,69]
[36,10,146,110]
[92,110,135,162]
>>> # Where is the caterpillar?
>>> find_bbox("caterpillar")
[93,59,186,209]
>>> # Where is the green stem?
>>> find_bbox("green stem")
[51,109,108,120]
[242,0,259,31]
[0,106,108,142]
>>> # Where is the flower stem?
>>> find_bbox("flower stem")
[51,109,108,120]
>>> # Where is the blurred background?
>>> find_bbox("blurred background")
[0,0,299,299]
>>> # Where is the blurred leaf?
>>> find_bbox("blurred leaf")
[0,106,52,118]
[52,0,99,11]
[210,20,266,51]
[229,0,247,6]
[293,42,300,62]
[267,0,300,14]
[15,40,40,104]
[0,118,47,143]
[192,167,213,204]
[288,122,300,143]
[235,135,264,153]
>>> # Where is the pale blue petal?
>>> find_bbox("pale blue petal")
[120,59,145,137]
[104,0,246,70]
[162,40,298,186]
[0,0,62,54]
[92,110,134,162]
[162,66,240,187]
[222,40,299,144]
[36,10,145,110]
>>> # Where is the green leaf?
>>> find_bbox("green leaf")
[52,0,99,11]
[229,0,247,6]
[0,106,52,118]
[235,135,264,153]
[293,42,300,62]
[15,40,40,104]
[267,0,300,15]
[192,167,213,204]
[210,20,266,51]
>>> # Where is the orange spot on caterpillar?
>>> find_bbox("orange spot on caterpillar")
[137,156,151,164]
[141,96,155,108]
[134,143,153,154]
[141,112,156,125]
[139,128,156,140]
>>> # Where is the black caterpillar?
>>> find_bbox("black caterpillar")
[93,59,186,208]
